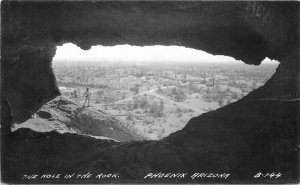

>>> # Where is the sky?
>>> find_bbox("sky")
[53,43,278,64]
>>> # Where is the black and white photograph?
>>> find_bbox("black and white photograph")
[1,1,299,184]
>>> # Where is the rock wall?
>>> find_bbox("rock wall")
[1,1,299,183]
[1,1,298,125]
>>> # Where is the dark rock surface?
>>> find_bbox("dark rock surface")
[37,110,52,119]
[2,1,298,123]
[2,99,298,183]
[1,1,299,183]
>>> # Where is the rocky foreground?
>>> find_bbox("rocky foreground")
[13,96,145,142]
[2,98,298,184]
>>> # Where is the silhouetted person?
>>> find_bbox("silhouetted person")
[83,88,91,107]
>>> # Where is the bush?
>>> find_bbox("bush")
[228,81,237,87]
[133,97,149,109]
[130,84,140,94]
[95,97,101,103]
[126,112,134,121]
[157,86,163,94]
[149,101,164,117]
[133,98,139,109]
[174,89,186,102]
[202,94,211,102]
[140,97,149,109]
[145,119,152,125]
[188,83,200,93]
[231,92,239,99]
[218,98,224,106]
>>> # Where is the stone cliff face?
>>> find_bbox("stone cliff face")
[1,1,299,183]
[2,1,298,124]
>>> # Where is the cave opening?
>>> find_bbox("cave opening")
[13,43,279,140]
[50,43,279,140]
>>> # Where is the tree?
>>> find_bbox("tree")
[182,73,187,83]
[201,73,207,84]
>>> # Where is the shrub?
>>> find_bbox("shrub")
[178,113,182,117]
[130,84,139,94]
[231,92,239,99]
[126,112,134,121]
[218,98,224,106]
[176,107,182,113]
[202,94,210,102]
[149,101,164,117]
[145,119,152,125]
[140,97,149,109]
[174,89,186,102]
[157,86,163,94]
[228,81,237,87]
